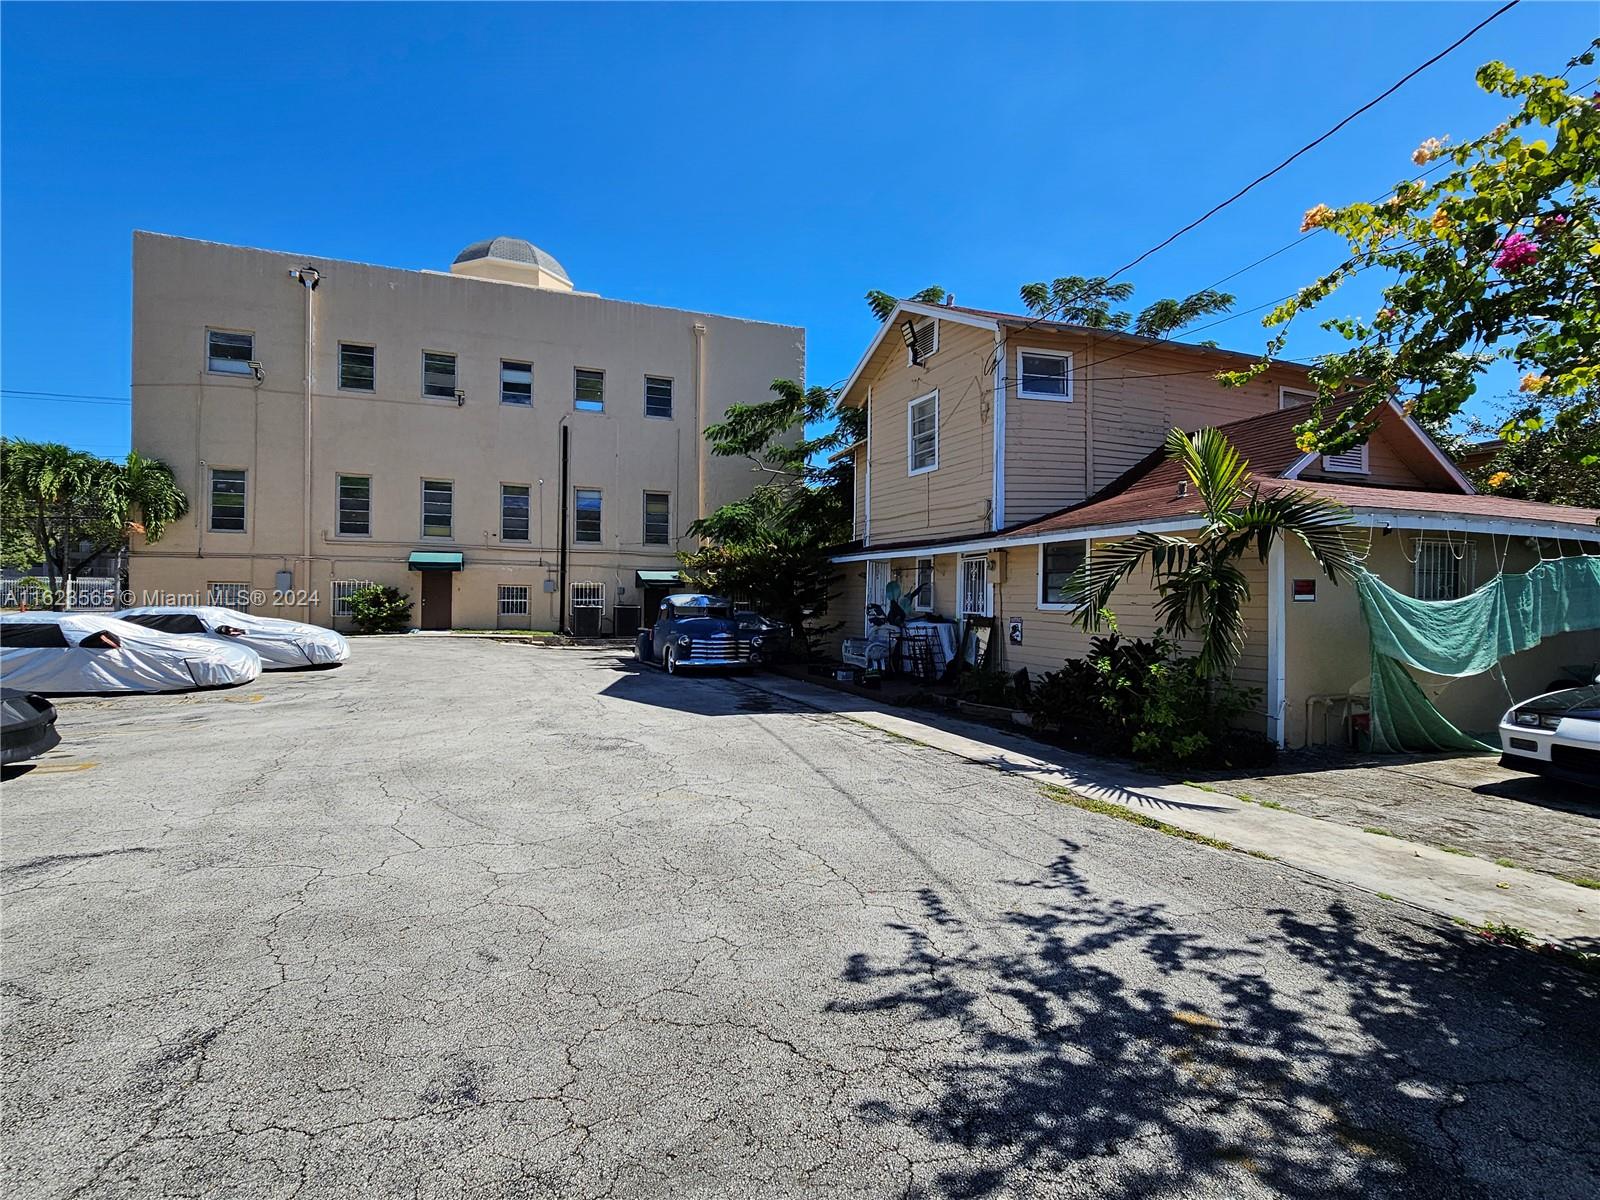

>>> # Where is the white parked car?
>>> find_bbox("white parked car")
[113,606,350,670]
[1499,683,1600,787]
[0,613,262,695]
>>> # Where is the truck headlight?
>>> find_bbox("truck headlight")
[1514,711,1542,727]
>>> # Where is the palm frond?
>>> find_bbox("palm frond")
[1066,532,1192,629]
[1225,488,1358,580]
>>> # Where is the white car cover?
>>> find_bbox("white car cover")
[113,606,351,670]
[0,614,262,694]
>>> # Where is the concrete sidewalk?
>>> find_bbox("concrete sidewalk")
[743,672,1600,948]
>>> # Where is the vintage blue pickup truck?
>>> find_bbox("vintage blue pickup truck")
[636,593,773,674]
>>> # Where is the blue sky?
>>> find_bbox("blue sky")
[2,1,1593,459]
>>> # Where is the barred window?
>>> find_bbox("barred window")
[498,585,530,616]
[1413,538,1476,601]
[208,582,250,611]
[332,579,376,618]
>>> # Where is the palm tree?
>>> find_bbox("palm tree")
[1068,426,1358,679]
[1,438,189,608]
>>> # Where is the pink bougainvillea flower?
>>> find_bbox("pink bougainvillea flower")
[1492,232,1539,273]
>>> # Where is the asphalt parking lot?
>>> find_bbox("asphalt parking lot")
[3,639,1597,1199]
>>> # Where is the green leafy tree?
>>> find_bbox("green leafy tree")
[865,286,947,322]
[1222,42,1600,462]
[1469,401,1600,506]
[345,584,412,633]
[1,438,189,607]
[682,379,861,655]
[1067,427,1358,679]
[1019,276,1235,339]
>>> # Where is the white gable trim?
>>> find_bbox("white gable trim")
[839,301,998,407]
[1280,399,1474,493]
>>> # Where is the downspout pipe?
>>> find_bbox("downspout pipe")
[692,322,707,531]
[292,266,320,615]
[558,421,571,634]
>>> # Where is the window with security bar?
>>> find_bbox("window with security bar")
[499,585,530,616]
[1413,537,1476,601]
[332,579,376,618]
[208,582,250,611]
[571,581,605,608]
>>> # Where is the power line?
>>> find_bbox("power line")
[987,0,1523,358]
[3,390,132,406]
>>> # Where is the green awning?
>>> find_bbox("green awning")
[409,552,464,572]
[636,570,683,585]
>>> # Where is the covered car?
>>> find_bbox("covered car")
[636,594,765,674]
[0,613,262,694]
[113,605,350,670]
[1,689,61,766]
[1499,682,1600,788]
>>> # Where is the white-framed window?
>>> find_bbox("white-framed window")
[645,375,673,419]
[866,561,889,631]
[208,582,250,611]
[574,488,602,543]
[1279,386,1315,410]
[912,557,934,611]
[332,579,376,618]
[1320,444,1370,474]
[421,478,453,538]
[1413,538,1476,601]
[1017,347,1072,401]
[337,473,371,536]
[1038,540,1087,610]
[571,581,605,610]
[422,351,458,399]
[339,343,375,391]
[575,368,605,413]
[206,329,254,376]
[209,468,247,532]
[960,555,991,617]
[501,484,531,542]
[906,318,938,366]
[501,360,533,406]
[498,585,530,616]
[908,391,938,476]
[643,491,671,545]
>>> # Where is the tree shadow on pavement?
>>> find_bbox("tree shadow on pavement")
[829,840,1600,1199]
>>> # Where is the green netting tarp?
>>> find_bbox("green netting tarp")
[1354,558,1600,753]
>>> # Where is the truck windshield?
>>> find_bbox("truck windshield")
[674,605,730,619]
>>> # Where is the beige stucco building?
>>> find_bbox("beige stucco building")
[129,232,804,633]
[829,299,1600,748]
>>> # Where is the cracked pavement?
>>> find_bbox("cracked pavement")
[2,639,1597,1198]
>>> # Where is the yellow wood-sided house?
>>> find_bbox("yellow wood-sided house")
[827,299,1600,748]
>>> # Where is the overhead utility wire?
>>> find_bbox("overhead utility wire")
[986,0,1523,360]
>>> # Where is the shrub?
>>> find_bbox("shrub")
[346,584,412,634]
[1028,632,1269,767]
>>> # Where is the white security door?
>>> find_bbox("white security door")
[866,561,889,633]
[960,556,991,618]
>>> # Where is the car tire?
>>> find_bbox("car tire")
[665,646,679,675]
